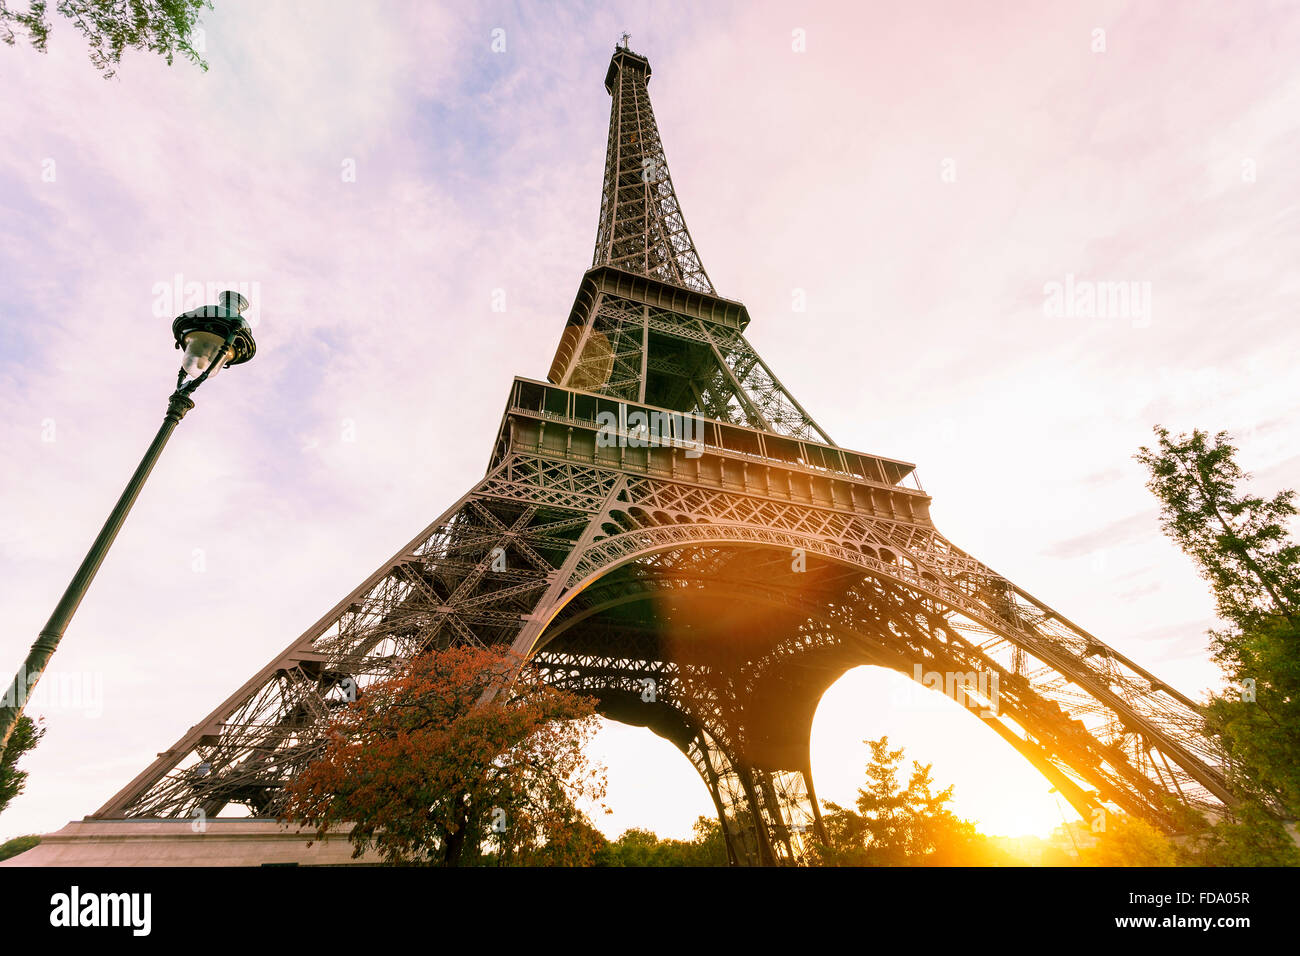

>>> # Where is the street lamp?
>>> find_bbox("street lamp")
[0,291,257,753]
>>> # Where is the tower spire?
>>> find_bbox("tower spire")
[592,46,715,294]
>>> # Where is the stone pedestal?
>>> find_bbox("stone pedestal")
[1,819,379,866]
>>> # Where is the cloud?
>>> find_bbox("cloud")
[1041,510,1159,559]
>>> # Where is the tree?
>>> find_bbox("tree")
[1,0,212,78]
[605,827,665,867]
[1136,426,1300,862]
[1135,427,1299,632]
[687,814,731,865]
[503,809,610,867]
[601,817,731,867]
[1080,815,1177,867]
[0,713,44,818]
[0,834,41,862]
[1178,802,1300,867]
[281,644,607,867]
[814,736,997,865]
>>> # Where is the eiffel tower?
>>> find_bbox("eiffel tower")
[93,43,1232,865]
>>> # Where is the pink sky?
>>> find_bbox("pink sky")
[2,0,1299,843]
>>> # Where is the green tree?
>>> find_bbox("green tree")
[1181,805,1295,865]
[815,736,996,865]
[606,827,665,866]
[601,817,730,867]
[0,714,44,818]
[1136,427,1299,632]
[1,0,212,78]
[0,834,41,862]
[1080,815,1177,867]
[1136,426,1300,862]
[686,814,731,865]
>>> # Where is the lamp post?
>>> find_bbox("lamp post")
[0,291,257,754]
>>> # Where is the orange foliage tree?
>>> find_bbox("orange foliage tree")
[281,644,606,866]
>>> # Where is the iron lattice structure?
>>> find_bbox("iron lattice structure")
[593,48,713,294]
[96,45,1233,865]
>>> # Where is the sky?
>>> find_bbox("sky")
[1,0,1298,845]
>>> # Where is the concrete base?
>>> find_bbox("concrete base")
[1,819,382,866]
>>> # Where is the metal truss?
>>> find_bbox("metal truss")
[93,45,1234,863]
[592,47,713,294]
[563,480,1230,818]
[98,447,1231,850]
[556,290,832,444]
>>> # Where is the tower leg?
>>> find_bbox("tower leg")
[804,762,828,847]
[94,454,629,820]
[684,726,820,866]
